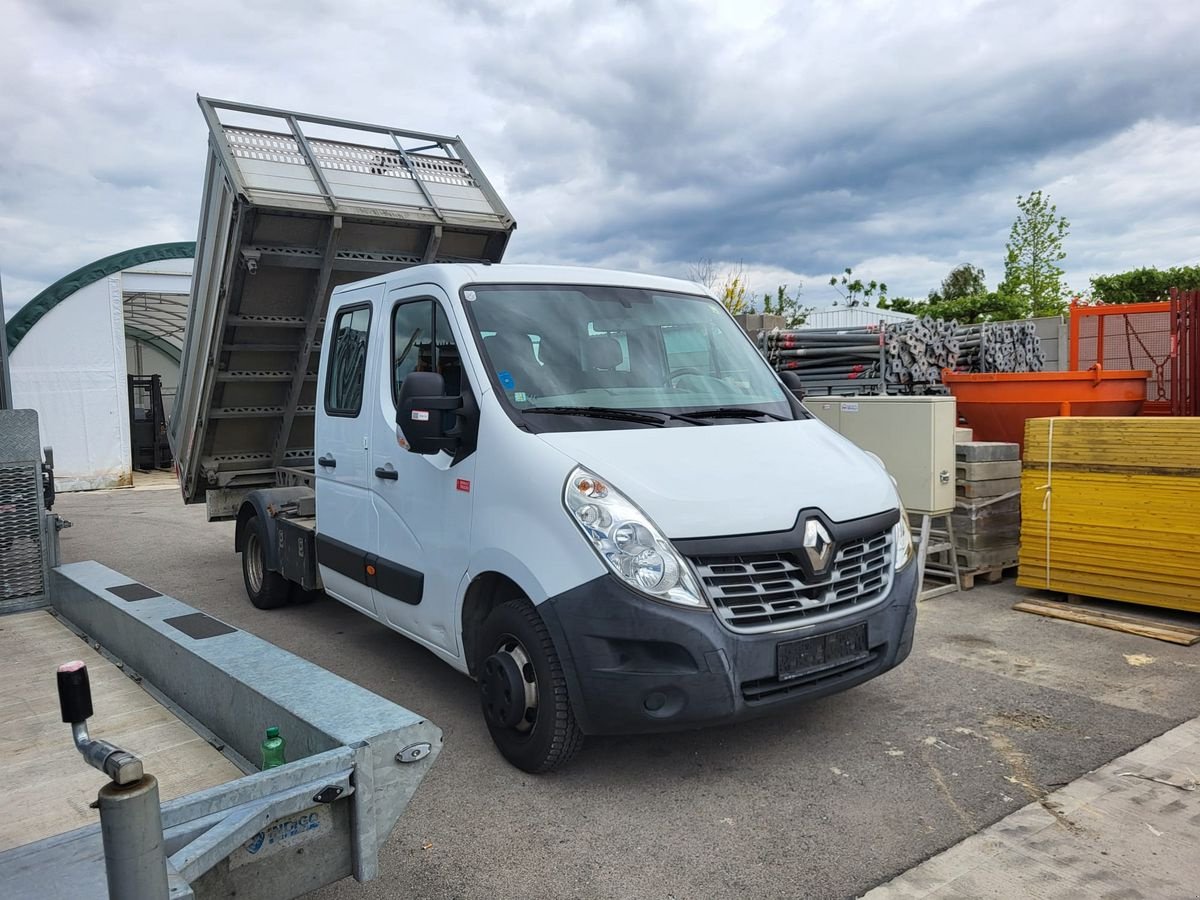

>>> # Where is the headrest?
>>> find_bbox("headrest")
[484,332,535,364]
[584,336,624,370]
[536,340,575,369]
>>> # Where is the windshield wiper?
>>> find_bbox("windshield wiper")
[674,407,788,423]
[521,406,667,426]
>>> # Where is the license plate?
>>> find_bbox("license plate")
[777,624,869,681]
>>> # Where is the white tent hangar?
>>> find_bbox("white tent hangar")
[5,243,195,490]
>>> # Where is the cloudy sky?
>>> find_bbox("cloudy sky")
[3,0,1198,323]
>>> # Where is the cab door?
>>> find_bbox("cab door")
[369,286,476,655]
[314,288,378,617]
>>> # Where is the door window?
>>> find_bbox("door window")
[325,305,371,416]
[392,300,466,403]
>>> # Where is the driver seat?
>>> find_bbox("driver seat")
[583,336,629,389]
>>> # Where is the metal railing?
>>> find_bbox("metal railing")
[1068,301,1175,414]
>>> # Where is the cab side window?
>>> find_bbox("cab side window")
[325,305,371,416]
[392,300,465,404]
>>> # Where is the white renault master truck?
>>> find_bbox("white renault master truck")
[232,264,918,772]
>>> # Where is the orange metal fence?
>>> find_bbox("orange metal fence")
[1069,293,1200,416]
[1069,301,1173,414]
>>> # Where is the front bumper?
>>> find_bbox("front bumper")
[537,561,918,735]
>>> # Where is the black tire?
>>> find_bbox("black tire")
[477,599,584,773]
[241,514,291,610]
[289,584,324,605]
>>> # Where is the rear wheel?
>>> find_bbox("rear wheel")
[241,514,291,610]
[477,599,584,773]
[289,584,323,605]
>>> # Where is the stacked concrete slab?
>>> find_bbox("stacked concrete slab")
[954,442,1021,576]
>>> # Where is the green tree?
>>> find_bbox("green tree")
[931,292,1026,323]
[997,190,1070,317]
[929,264,1025,322]
[929,264,987,305]
[878,292,1024,323]
[759,283,809,327]
[1089,265,1200,305]
[878,264,1027,323]
[717,272,752,315]
[876,296,926,315]
[686,258,754,315]
[829,267,888,307]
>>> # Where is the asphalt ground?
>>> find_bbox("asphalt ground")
[55,483,1200,900]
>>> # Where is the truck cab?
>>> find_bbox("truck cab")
[246,263,917,771]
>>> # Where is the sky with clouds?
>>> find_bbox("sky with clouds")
[3,0,1198,323]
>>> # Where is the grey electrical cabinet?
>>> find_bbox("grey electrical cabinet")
[806,396,957,514]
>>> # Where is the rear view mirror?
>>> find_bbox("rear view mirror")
[780,371,806,400]
[396,371,462,455]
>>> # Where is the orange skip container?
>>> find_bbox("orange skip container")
[941,367,1149,451]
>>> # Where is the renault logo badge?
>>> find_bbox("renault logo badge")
[803,519,834,573]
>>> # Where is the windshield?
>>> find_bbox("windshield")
[464,284,794,426]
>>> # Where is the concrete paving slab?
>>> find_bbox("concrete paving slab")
[862,717,1200,899]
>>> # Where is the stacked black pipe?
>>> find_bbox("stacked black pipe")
[759,318,1046,391]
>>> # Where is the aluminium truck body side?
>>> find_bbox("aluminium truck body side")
[169,97,516,518]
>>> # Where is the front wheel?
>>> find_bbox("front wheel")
[477,599,584,773]
[241,514,291,610]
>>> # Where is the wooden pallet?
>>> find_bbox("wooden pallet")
[958,562,1018,591]
[1013,596,1200,645]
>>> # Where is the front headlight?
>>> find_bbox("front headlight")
[563,466,707,608]
[894,502,914,570]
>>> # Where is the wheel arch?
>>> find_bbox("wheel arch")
[233,486,315,572]
[460,571,529,677]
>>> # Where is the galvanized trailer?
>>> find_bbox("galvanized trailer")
[0,409,442,899]
[169,97,516,519]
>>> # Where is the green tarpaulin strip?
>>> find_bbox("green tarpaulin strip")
[5,242,195,352]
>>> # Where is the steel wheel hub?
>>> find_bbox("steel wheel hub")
[480,638,538,732]
[245,531,264,593]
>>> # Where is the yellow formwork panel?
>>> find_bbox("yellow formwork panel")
[1023,416,1200,473]
[1017,418,1200,613]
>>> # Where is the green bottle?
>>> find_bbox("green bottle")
[261,726,286,769]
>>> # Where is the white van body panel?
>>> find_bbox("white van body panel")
[464,398,609,602]
[536,420,897,538]
[316,282,385,618]
[370,283,472,656]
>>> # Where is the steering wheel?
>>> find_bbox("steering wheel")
[668,367,704,387]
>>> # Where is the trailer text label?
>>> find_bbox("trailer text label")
[231,806,332,868]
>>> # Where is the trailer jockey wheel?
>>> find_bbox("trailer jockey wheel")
[476,599,584,773]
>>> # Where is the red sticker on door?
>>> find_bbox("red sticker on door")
[456,479,471,493]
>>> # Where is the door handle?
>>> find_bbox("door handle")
[374,466,398,481]
[318,455,337,469]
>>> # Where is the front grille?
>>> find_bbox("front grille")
[689,530,893,634]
